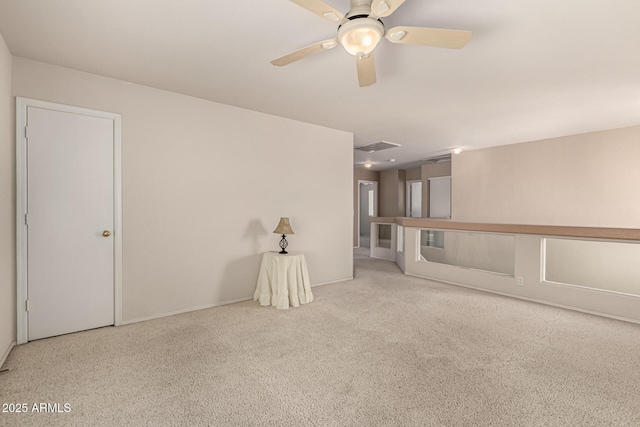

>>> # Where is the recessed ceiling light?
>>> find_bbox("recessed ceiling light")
[364,163,372,168]
[452,148,463,155]
[389,159,396,162]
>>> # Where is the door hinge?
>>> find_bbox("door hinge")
[25,213,29,226]
[25,300,30,312]
[25,126,29,139]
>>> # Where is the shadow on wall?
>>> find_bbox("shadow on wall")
[244,219,269,254]
[217,253,264,304]
[213,219,270,305]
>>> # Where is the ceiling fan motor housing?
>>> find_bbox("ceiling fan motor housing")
[347,0,376,18]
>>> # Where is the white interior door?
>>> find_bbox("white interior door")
[26,106,115,340]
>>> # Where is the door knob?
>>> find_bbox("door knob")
[102,230,111,237]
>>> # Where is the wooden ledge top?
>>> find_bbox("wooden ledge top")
[369,217,640,241]
[368,217,396,223]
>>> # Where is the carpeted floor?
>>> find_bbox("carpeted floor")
[1,251,640,426]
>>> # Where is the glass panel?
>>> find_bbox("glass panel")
[377,224,392,249]
[397,226,404,253]
[545,238,640,296]
[419,229,515,276]
[420,230,444,249]
[368,190,374,216]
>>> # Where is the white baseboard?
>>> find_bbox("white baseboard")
[312,277,353,288]
[1,341,16,369]
[405,272,640,325]
[120,297,253,325]
[120,277,354,326]
[369,255,394,261]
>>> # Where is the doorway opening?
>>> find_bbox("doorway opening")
[357,180,378,248]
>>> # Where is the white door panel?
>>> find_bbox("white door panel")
[27,106,115,340]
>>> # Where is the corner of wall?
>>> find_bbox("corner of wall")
[0,32,16,364]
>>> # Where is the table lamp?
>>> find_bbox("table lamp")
[273,217,294,254]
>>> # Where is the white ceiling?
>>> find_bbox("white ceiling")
[1,0,639,171]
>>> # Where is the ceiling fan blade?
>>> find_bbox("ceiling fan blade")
[386,26,472,49]
[289,0,344,23]
[356,53,376,87]
[370,0,406,18]
[271,39,338,67]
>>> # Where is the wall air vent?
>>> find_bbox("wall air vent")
[355,141,401,153]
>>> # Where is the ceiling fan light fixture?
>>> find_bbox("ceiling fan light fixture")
[338,19,384,56]
[388,30,407,41]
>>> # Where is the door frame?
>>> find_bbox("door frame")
[356,180,378,248]
[15,97,123,344]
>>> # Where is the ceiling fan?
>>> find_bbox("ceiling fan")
[271,0,472,87]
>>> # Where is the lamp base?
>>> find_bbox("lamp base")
[279,234,289,254]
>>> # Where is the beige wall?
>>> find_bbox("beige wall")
[378,164,449,220]
[0,33,14,364]
[379,170,397,217]
[405,167,421,182]
[421,162,451,217]
[353,168,379,246]
[452,126,640,227]
[13,57,354,323]
[379,169,406,217]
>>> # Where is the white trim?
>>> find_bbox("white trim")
[416,256,514,278]
[404,272,640,325]
[15,98,27,345]
[311,277,353,287]
[369,255,397,261]
[120,297,254,325]
[0,341,16,369]
[541,279,640,300]
[356,180,378,248]
[15,97,123,344]
[121,278,354,325]
[113,115,123,326]
[540,236,640,300]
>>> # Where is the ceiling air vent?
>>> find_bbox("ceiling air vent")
[422,154,452,163]
[355,141,401,153]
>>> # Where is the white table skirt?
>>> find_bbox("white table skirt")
[253,252,314,309]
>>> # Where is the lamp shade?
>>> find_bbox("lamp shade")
[273,217,294,235]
